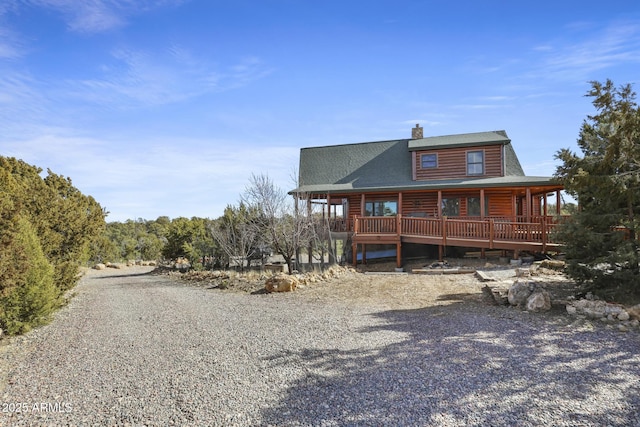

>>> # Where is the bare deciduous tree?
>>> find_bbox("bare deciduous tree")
[242,173,316,274]
[210,204,262,272]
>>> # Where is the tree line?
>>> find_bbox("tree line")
[94,173,328,274]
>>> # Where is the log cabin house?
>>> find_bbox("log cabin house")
[290,124,565,269]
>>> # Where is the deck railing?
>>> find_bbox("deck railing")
[348,215,561,247]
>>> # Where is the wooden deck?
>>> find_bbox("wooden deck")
[348,215,562,253]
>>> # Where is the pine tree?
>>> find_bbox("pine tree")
[555,80,640,301]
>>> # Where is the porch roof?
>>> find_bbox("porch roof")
[291,175,562,195]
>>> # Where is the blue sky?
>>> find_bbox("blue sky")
[2,1,639,222]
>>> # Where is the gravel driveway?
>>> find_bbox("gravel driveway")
[1,267,639,426]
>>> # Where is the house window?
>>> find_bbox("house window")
[441,198,460,217]
[365,200,397,216]
[467,151,484,175]
[467,196,489,217]
[421,153,437,169]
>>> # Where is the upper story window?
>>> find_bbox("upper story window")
[467,150,484,175]
[421,153,437,169]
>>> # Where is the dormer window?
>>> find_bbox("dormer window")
[421,153,437,169]
[467,150,484,175]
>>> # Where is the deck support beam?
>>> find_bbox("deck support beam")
[308,196,314,266]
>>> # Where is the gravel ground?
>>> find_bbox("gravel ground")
[1,266,639,426]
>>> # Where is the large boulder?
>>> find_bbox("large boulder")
[106,262,124,269]
[627,304,640,321]
[526,290,551,312]
[265,274,298,293]
[508,280,533,307]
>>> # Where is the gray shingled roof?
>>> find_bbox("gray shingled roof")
[291,131,555,195]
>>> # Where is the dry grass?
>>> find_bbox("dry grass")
[296,270,485,310]
[157,258,587,312]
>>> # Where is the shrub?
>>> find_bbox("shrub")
[0,216,59,335]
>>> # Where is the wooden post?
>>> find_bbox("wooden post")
[526,188,532,222]
[352,242,357,267]
[442,215,447,246]
[396,213,402,269]
[308,196,314,267]
[542,216,547,252]
[489,218,494,249]
[480,189,485,220]
[556,190,561,215]
[352,215,359,267]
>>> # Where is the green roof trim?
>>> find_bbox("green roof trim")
[291,176,559,195]
[408,130,510,151]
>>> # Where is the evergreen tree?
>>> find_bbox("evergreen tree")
[0,216,58,335]
[162,217,217,269]
[555,80,640,300]
[1,156,106,334]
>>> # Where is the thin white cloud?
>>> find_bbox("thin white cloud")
[0,33,21,59]
[69,47,272,108]
[27,0,188,33]
[0,71,53,132]
[452,104,503,110]
[477,96,516,102]
[0,1,23,59]
[532,21,640,81]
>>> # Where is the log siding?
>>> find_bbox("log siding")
[414,145,503,180]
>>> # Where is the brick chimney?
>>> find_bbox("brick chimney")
[411,123,423,139]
